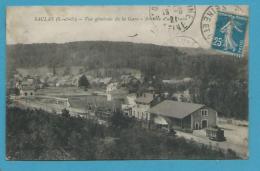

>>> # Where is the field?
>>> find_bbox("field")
[36,87,105,97]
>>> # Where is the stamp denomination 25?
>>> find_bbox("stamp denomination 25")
[211,12,248,57]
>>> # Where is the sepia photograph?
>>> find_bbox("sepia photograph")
[6,5,248,160]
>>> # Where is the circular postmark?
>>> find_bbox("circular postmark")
[200,5,247,44]
[163,36,201,48]
[149,6,196,32]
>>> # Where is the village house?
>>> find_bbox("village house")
[120,75,139,85]
[99,77,112,85]
[106,82,128,101]
[149,100,217,130]
[131,93,161,121]
[19,86,36,97]
[46,76,58,87]
[55,75,75,87]
[16,78,33,89]
[121,93,137,116]
[89,77,112,88]
[172,90,191,102]
[14,78,37,97]
[106,82,119,93]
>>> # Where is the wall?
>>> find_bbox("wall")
[191,106,217,129]
[182,115,191,129]
[132,103,151,121]
[20,90,35,97]
[156,115,190,129]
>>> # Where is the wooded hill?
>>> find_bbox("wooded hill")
[6,41,248,120]
[6,41,246,79]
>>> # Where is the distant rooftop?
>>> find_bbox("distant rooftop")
[20,86,35,91]
[135,93,155,104]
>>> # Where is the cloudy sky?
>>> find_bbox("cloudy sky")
[6,6,248,49]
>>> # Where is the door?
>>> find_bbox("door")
[202,120,208,129]
[195,122,199,130]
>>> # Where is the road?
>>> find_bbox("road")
[175,128,248,159]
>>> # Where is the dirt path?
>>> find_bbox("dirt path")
[175,129,248,159]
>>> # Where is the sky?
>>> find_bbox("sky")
[6,5,248,49]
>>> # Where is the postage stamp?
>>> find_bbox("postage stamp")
[211,12,248,56]
[200,5,246,44]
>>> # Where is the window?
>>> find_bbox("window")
[30,92,33,96]
[201,109,208,117]
[24,92,27,96]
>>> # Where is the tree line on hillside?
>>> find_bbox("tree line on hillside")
[6,41,248,120]
[6,107,239,160]
[6,41,243,79]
